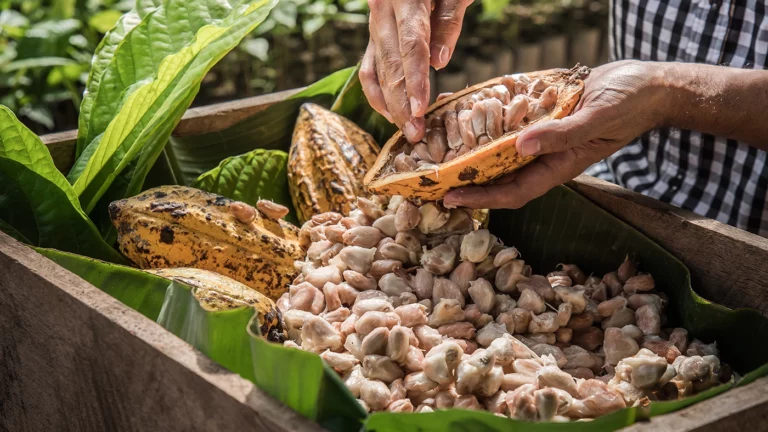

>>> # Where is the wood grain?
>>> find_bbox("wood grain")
[620,377,768,432]
[0,231,324,432]
[569,175,768,315]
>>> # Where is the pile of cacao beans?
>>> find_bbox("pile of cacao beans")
[392,74,557,172]
[277,196,730,421]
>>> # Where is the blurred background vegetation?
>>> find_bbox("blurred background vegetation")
[0,0,609,135]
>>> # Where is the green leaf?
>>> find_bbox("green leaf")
[302,15,326,37]
[88,10,124,33]
[367,408,633,431]
[240,37,269,62]
[481,0,512,20]
[51,0,76,19]
[35,247,365,430]
[75,8,146,161]
[68,0,279,215]
[0,106,125,263]
[0,10,29,36]
[192,149,299,225]
[18,105,54,129]
[2,57,76,72]
[165,66,356,185]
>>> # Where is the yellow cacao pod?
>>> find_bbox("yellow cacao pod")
[145,267,286,342]
[288,103,380,223]
[109,185,302,300]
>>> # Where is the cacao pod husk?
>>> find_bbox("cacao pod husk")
[288,103,380,223]
[363,65,589,200]
[109,185,302,300]
[145,267,286,342]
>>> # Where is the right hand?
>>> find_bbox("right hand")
[359,0,474,143]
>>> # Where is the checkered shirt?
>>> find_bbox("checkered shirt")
[585,0,768,236]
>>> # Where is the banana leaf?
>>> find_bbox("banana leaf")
[0,106,126,264]
[35,247,366,432]
[191,149,299,225]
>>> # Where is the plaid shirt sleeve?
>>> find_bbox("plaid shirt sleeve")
[585,0,768,237]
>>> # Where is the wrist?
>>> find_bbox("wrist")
[653,62,695,128]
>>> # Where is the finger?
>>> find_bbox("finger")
[515,109,597,157]
[444,151,586,209]
[370,2,422,140]
[360,40,393,123]
[430,0,473,69]
[394,0,431,117]
[436,92,453,102]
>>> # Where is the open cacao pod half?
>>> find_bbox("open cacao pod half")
[288,103,381,224]
[363,65,590,200]
[109,185,303,300]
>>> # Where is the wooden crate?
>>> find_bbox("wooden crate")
[2,91,767,432]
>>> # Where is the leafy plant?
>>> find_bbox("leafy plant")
[0,0,132,132]
[0,106,125,262]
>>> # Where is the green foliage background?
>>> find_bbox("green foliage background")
[0,0,609,134]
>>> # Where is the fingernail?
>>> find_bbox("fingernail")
[439,45,449,66]
[520,139,541,157]
[404,121,419,142]
[409,96,422,117]
[430,44,450,69]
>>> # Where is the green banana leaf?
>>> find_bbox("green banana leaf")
[191,149,299,225]
[0,106,126,263]
[35,247,366,432]
[164,66,358,186]
[67,0,279,216]
[74,0,160,161]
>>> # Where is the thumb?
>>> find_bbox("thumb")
[515,109,595,157]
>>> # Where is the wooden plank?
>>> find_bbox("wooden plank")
[620,377,768,432]
[40,88,304,174]
[569,175,768,315]
[173,88,304,137]
[41,130,77,174]
[0,231,324,432]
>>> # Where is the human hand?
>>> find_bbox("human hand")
[359,0,474,143]
[443,60,669,209]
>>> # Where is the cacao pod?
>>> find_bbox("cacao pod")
[145,267,286,342]
[363,66,589,200]
[288,103,380,223]
[109,185,302,300]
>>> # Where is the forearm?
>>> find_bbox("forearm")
[658,62,768,149]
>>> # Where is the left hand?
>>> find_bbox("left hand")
[443,60,669,209]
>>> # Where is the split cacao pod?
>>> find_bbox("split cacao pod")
[145,267,286,342]
[288,103,380,224]
[109,185,303,300]
[363,65,589,200]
